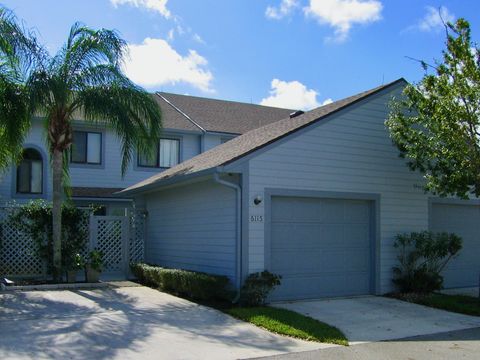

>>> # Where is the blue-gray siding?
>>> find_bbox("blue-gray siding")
[0,121,229,202]
[144,180,237,283]
[246,85,430,294]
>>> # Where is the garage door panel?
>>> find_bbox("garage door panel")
[322,200,345,223]
[345,225,370,247]
[344,201,371,223]
[276,272,370,299]
[430,203,480,288]
[270,196,373,300]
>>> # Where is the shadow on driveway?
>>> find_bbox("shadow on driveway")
[0,286,324,359]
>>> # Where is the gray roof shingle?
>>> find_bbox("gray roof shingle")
[155,92,295,134]
[120,79,406,195]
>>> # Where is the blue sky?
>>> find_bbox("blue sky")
[2,0,479,110]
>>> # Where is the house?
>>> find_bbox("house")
[119,79,480,301]
[0,92,293,215]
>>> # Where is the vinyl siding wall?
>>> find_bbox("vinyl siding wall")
[246,87,429,293]
[144,180,237,283]
[0,121,210,202]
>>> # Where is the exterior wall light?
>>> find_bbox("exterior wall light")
[253,196,263,205]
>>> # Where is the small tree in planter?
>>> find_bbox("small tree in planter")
[65,253,84,283]
[85,250,104,282]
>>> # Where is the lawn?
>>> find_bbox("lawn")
[226,306,348,345]
[414,293,480,316]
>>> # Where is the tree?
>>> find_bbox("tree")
[0,7,162,280]
[386,18,480,199]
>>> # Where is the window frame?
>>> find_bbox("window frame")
[137,137,181,169]
[16,149,43,195]
[70,130,103,165]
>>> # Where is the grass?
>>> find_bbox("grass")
[393,292,480,317]
[226,306,348,346]
[415,293,480,316]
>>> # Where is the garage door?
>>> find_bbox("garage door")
[430,202,480,288]
[269,196,373,300]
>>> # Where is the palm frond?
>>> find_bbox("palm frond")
[76,75,162,175]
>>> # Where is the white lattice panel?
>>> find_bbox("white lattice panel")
[0,210,45,277]
[129,210,145,264]
[94,218,125,273]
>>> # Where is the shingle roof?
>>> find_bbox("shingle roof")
[155,92,295,134]
[120,79,406,195]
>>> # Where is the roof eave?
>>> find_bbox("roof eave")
[115,167,220,197]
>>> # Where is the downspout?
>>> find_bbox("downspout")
[213,173,242,302]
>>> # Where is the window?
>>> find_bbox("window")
[138,138,180,168]
[71,131,102,164]
[17,148,43,194]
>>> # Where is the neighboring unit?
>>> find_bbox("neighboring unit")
[120,79,480,300]
[0,92,293,215]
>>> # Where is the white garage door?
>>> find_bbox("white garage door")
[269,196,373,301]
[430,202,480,288]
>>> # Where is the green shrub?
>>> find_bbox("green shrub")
[392,231,462,294]
[240,270,282,306]
[130,263,233,301]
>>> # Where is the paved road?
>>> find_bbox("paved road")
[253,327,480,360]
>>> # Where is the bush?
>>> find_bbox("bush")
[392,231,462,294]
[130,263,234,301]
[7,200,88,274]
[240,270,281,306]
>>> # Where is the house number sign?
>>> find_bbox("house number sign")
[250,215,263,222]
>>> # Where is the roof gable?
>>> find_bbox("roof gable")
[120,79,407,195]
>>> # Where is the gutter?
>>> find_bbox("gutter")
[213,173,242,302]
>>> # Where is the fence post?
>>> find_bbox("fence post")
[89,214,97,251]
[124,216,130,278]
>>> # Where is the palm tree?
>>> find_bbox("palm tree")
[0,8,162,280]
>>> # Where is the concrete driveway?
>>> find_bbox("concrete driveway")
[275,296,480,344]
[0,284,328,360]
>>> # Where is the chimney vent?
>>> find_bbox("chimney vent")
[289,110,304,118]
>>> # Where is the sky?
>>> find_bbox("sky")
[1,0,479,110]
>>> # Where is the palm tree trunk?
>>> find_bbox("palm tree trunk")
[52,148,63,281]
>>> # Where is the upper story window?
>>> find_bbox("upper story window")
[17,148,43,194]
[138,138,180,169]
[71,131,102,165]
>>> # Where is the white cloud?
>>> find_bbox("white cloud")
[304,0,383,42]
[167,28,175,41]
[123,38,213,92]
[321,98,333,105]
[266,0,299,20]
[110,0,171,18]
[192,33,205,44]
[260,79,329,110]
[418,6,454,32]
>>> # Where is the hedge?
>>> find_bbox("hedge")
[131,263,234,301]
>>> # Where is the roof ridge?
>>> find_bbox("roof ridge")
[158,91,297,112]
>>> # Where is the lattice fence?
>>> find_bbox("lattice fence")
[0,208,45,278]
[0,206,146,279]
[93,217,125,273]
[129,209,145,264]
